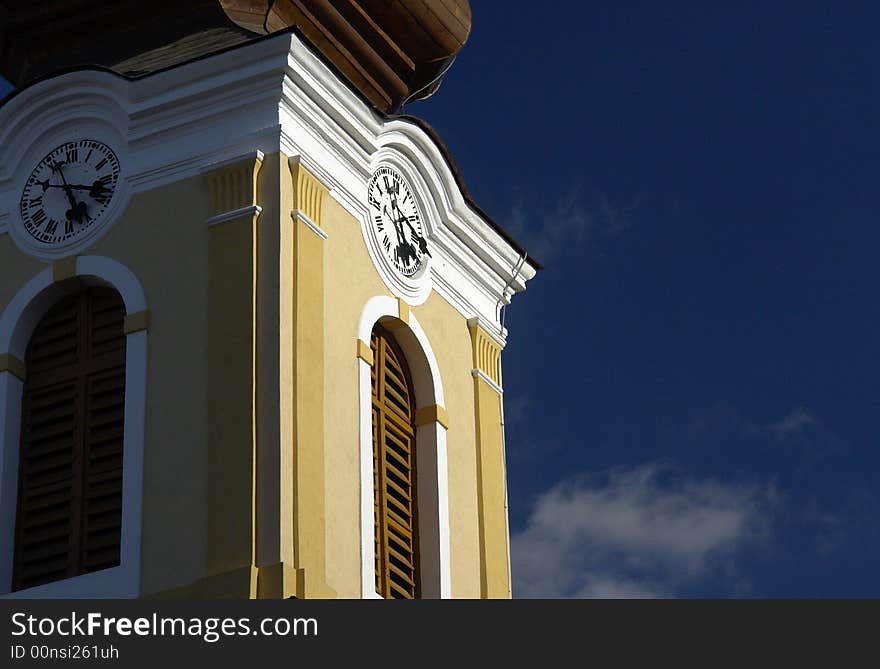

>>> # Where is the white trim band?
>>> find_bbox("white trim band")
[292,210,328,240]
[206,205,263,227]
[471,368,504,395]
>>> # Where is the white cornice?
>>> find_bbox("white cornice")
[0,31,535,329]
[199,150,266,174]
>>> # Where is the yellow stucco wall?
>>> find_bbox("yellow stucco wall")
[0,236,43,306]
[411,292,483,598]
[321,191,484,598]
[0,174,213,596]
[322,193,384,597]
[0,151,511,599]
[96,176,213,596]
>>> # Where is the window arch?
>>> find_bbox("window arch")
[371,324,420,598]
[0,256,146,598]
[13,284,126,592]
[357,296,450,599]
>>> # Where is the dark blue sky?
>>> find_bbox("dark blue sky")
[412,2,880,597]
[2,3,877,597]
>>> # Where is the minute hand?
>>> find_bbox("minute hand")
[50,161,79,210]
[42,183,97,190]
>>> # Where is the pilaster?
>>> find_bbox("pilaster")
[281,156,335,598]
[204,153,263,597]
[468,317,511,598]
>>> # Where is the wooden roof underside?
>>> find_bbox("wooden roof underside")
[0,0,471,112]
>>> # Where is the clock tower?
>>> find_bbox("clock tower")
[0,1,538,599]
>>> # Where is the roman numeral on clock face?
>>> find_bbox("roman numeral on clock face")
[19,139,121,247]
[368,166,429,278]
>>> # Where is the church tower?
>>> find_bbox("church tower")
[0,1,538,599]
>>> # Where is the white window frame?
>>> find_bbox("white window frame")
[358,296,451,599]
[0,256,147,598]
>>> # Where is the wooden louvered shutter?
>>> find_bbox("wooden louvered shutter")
[371,325,420,599]
[12,285,126,591]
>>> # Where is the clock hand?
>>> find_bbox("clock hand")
[396,215,432,258]
[389,198,412,238]
[384,205,407,245]
[50,160,80,212]
[40,182,108,192]
[50,160,90,225]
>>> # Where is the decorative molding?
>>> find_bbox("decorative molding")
[471,368,503,396]
[356,339,374,366]
[468,318,503,389]
[53,256,78,283]
[415,404,449,430]
[289,156,327,225]
[200,150,266,175]
[0,30,535,331]
[205,153,263,220]
[207,205,263,228]
[0,354,25,382]
[129,129,278,194]
[467,316,507,349]
[292,210,327,240]
[123,310,150,335]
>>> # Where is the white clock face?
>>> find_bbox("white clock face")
[19,140,120,247]
[367,166,431,278]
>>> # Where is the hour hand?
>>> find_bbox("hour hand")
[66,201,89,225]
[48,160,81,209]
[397,216,431,257]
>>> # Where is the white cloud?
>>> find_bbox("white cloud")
[511,463,776,598]
[767,407,816,439]
[574,575,666,599]
[506,188,641,262]
[687,404,819,443]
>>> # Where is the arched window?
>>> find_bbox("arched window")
[12,285,126,592]
[371,324,420,599]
